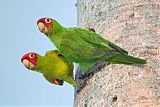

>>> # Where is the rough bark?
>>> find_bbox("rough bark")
[74,0,160,107]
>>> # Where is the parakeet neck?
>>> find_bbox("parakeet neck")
[34,55,46,73]
[49,20,65,35]
[48,22,66,48]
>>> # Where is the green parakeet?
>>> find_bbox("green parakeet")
[21,50,78,87]
[37,18,147,73]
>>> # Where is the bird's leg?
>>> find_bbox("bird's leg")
[79,62,109,80]
[75,62,109,93]
[58,80,64,85]
[75,79,88,93]
[79,73,90,79]
[86,27,96,32]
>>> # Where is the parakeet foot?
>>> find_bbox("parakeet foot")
[51,79,64,86]
[79,72,94,79]
[75,80,88,93]
[87,28,95,32]
[79,62,109,80]
[58,80,64,85]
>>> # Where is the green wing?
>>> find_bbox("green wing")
[45,50,59,56]
[69,28,128,54]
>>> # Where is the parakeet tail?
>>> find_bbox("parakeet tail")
[107,54,147,64]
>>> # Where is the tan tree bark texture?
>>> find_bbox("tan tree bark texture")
[74,0,160,107]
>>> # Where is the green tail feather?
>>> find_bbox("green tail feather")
[107,54,147,64]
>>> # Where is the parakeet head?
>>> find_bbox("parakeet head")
[37,17,62,35]
[21,52,38,70]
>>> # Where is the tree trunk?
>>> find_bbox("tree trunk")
[74,0,160,107]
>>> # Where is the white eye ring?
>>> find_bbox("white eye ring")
[45,18,51,23]
[29,54,34,58]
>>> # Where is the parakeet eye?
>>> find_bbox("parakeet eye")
[29,54,34,58]
[45,18,51,23]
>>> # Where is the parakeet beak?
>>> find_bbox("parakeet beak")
[21,59,36,70]
[37,22,49,34]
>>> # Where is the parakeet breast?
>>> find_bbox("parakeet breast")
[36,54,72,79]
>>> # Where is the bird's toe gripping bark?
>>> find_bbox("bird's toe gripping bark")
[79,62,109,80]
[75,81,88,93]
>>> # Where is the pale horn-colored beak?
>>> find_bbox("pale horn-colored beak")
[22,59,35,70]
[37,22,49,34]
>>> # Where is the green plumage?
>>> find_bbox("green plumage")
[41,19,147,73]
[34,50,78,86]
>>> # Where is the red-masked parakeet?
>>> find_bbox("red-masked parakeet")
[37,18,147,73]
[21,50,79,87]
